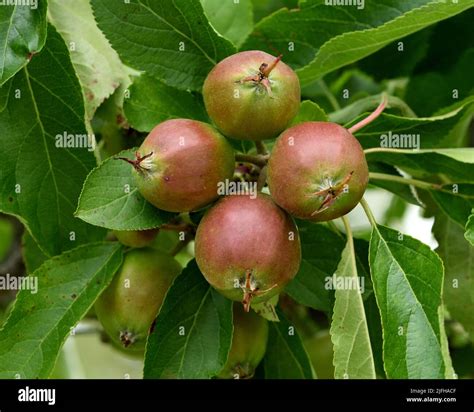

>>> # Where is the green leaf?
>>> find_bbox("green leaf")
[263,309,314,379]
[123,74,209,133]
[363,292,385,379]
[329,94,417,124]
[403,10,474,118]
[91,82,132,157]
[351,99,474,149]
[0,217,14,262]
[465,212,474,246]
[369,225,446,378]
[430,184,474,228]
[330,240,376,379]
[289,100,328,125]
[295,0,473,85]
[91,0,235,91]
[252,0,297,23]
[451,345,474,378]
[327,68,381,105]
[0,25,104,257]
[357,29,432,81]
[353,238,384,378]
[76,149,175,231]
[22,231,48,273]
[242,0,473,85]
[412,9,474,76]
[0,242,123,378]
[201,0,253,47]
[144,260,233,378]
[48,0,130,120]
[0,1,47,86]
[438,305,456,380]
[285,222,345,313]
[366,149,474,182]
[251,295,279,322]
[433,214,474,340]
[227,137,255,154]
[406,48,474,117]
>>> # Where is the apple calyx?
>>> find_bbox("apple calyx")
[119,330,137,348]
[237,54,283,96]
[308,171,355,216]
[117,151,154,174]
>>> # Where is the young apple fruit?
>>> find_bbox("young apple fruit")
[95,248,182,352]
[120,119,235,212]
[195,194,301,310]
[203,51,300,141]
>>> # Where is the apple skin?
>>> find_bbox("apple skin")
[267,122,369,221]
[113,229,158,248]
[203,50,300,141]
[218,304,269,379]
[132,119,235,212]
[195,194,301,305]
[95,248,182,352]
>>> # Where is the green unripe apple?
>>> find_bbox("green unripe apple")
[113,229,159,248]
[218,304,269,379]
[95,248,182,352]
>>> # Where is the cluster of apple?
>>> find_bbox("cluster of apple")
[95,51,384,377]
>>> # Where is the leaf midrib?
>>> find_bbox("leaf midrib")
[333,246,376,378]
[23,65,61,253]
[176,287,212,378]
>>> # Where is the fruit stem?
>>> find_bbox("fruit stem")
[235,153,269,167]
[360,198,377,228]
[160,222,196,232]
[257,166,268,191]
[369,172,441,191]
[261,54,282,77]
[255,141,268,155]
[364,147,420,155]
[171,237,192,256]
[71,322,102,335]
[348,94,388,134]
